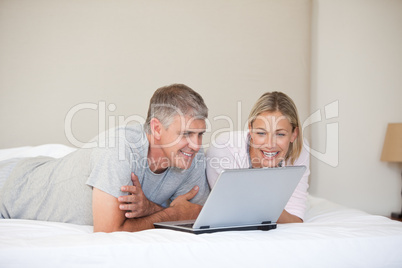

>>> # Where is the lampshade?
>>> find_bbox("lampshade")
[381,123,402,162]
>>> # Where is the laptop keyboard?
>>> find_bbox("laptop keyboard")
[177,223,194,228]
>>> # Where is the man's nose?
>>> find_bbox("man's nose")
[187,134,202,151]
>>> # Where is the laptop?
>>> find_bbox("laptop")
[154,165,306,234]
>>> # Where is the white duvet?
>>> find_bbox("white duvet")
[1,145,402,268]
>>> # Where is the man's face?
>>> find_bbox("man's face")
[159,115,206,170]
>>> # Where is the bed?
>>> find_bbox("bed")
[1,145,402,268]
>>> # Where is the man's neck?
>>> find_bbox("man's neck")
[146,133,170,174]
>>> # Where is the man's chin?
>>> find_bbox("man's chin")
[173,159,193,170]
[175,163,192,170]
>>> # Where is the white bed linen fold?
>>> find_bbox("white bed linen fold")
[0,144,76,161]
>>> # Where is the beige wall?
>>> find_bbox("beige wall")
[309,0,402,216]
[0,0,311,149]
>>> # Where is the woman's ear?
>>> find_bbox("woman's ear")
[150,118,162,141]
[290,127,299,143]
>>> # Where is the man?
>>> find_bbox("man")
[0,84,210,232]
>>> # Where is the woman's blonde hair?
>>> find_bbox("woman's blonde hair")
[248,91,302,165]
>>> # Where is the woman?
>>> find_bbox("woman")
[206,91,309,223]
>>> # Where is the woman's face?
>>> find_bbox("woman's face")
[248,110,298,168]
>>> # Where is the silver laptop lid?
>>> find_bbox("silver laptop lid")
[193,166,306,229]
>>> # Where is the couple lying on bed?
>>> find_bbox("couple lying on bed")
[0,84,309,232]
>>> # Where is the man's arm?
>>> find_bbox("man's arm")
[92,186,202,233]
[118,173,164,218]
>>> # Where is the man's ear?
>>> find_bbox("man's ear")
[150,118,162,141]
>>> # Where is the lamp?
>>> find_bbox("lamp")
[381,123,402,219]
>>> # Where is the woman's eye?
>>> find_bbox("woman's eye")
[257,132,266,136]
[277,133,285,137]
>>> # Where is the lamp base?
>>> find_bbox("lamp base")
[391,171,402,220]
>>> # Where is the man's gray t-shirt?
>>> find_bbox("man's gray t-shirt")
[0,124,209,225]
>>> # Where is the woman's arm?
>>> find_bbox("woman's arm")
[277,209,303,223]
[284,146,310,221]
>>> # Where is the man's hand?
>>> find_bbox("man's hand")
[168,186,203,221]
[118,173,163,218]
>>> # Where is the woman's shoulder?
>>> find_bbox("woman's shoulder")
[293,140,310,166]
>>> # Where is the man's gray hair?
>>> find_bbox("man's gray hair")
[144,84,208,133]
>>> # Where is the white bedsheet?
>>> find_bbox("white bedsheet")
[0,144,76,161]
[1,145,402,268]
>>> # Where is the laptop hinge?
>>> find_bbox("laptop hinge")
[200,225,210,229]
[261,221,272,224]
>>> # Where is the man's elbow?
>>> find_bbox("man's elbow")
[93,219,155,233]
[93,222,125,233]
